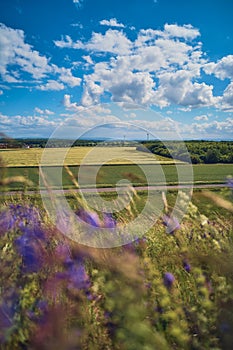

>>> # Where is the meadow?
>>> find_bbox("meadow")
[1,147,233,349]
[0,183,233,349]
[1,163,233,190]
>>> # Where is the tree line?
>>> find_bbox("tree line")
[140,141,233,164]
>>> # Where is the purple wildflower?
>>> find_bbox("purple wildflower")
[0,291,18,342]
[14,224,45,273]
[163,272,175,289]
[183,260,191,273]
[226,176,233,189]
[67,262,90,290]
[15,236,42,273]
[162,215,180,234]
[0,204,42,236]
[102,212,117,228]
[76,208,101,227]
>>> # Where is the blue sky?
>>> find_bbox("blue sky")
[0,0,233,140]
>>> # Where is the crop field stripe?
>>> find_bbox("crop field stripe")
[1,163,233,190]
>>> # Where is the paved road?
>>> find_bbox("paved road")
[0,183,228,196]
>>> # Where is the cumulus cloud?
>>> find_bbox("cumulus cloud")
[163,23,200,40]
[37,80,65,91]
[55,29,132,55]
[63,94,84,111]
[0,23,81,90]
[0,23,51,80]
[34,107,54,115]
[0,113,58,129]
[204,55,233,80]
[194,115,209,121]
[54,22,213,108]
[219,82,233,111]
[100,18,125,28]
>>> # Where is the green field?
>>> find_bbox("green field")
[1,163,233,190]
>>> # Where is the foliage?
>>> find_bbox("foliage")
[0,185,233,349]
[143,140,233,164]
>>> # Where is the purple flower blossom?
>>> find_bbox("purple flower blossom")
[226,176,233,189]
[14,223,45,273]
[163,272,175,289]
[183,260,191,273]
[162,215,180,234]
[67,262,90,290]
[0,204,42,236]
[76,208,101,227]
[102,212,116,228]
[0,291,18,341]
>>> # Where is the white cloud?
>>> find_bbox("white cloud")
[82,55,94,65]
[37,80,65,91]
[34,107,54,115]
[63,94,84,111]
[0,113,58,129]
[163,24,200,40]
[194,115,209,121]
[219,82,233,111]
[0,23,51,80]
[153,70,217,108]
[54,29,132,55]
[0,90,3,95]
[100,18,125,28]
[55,67,81,87]
[204,55,233,80]
[189,118,233,135]
[0,23,81,90]
[54,23,210,108]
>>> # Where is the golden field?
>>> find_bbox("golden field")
[0,146,176,167]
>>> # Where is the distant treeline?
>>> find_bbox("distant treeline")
[140,141,233,164]
[0,138,137,148]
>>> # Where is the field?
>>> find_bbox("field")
[0,147,176,167]
[1,146,233,349]
[0,185,233,349]
[1,163,233,190]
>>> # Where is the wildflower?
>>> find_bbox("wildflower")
[102,212,117,228]
[0,291,18,342]
[15,237,42,273]
[14,223,46,273]
[67,261,91,290]
[163,272,175,289]
[162,215,180,234]
[76,208,101,227]
[226,175,233,189]
[183,260,191,273]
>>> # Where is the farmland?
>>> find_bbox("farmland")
[1,145,233,349]
[0,147,233,190]
[0,146,176,167]
[1,163,233,190]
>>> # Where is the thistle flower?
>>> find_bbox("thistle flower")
[163,272,175,289]
[162,215,180,234]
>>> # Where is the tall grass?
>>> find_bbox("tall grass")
[0,164,233,349]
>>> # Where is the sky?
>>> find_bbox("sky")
[0,0,233,140]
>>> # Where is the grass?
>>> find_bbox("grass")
[1,186,233,349]
[1,163,233,190]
